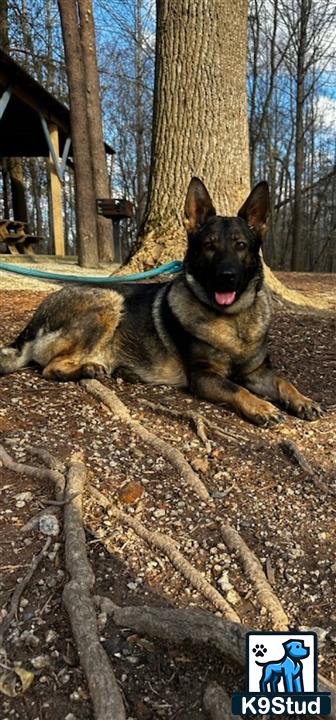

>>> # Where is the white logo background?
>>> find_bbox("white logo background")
[247,633,316,692]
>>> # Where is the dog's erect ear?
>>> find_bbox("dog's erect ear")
[238,181,270,234]
[184,177,216,233]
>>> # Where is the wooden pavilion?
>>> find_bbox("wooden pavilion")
[0,49,114,256]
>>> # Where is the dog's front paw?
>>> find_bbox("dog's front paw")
[276,379,323,421]
[246,399,285,428]
[291,397,324,421]
[81,362,108,380]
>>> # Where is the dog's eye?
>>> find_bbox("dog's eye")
[236,241,247,251]
[203,239,215,250]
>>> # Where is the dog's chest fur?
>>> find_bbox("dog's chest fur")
[168,280,271,367]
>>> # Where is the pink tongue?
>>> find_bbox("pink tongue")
[215,291,236,306]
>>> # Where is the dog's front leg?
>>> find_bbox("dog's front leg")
[190,371,284,427]
[241,361,323,420]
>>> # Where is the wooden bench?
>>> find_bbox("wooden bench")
[0,219,43,255]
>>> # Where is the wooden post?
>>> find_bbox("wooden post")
[48,123,65,256]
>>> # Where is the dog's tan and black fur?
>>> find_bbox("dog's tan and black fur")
[0,178,322,426]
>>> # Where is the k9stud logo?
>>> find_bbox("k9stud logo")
[231,631,331,716]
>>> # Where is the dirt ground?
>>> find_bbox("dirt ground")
[0,273,335,720]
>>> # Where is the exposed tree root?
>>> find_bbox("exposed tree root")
[220,523,289,631]
[26,447,65,474]
[0,444,126,719]
[81,379,211,502]
[63,453,126,720]
[263,262,330,310]
[203,682,238,720]
[1,442,334,717]
[139,398,212,453]
[119,226,186,274]
[0,537,51,645]
[98,599,336,720]
[96,599,246,664]
[0,443,65,500]
[90,485,241,622]
[138,397,252,448]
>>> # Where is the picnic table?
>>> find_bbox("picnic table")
[0,219,43,255]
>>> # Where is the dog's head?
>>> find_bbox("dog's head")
[183,177,269,312]
[283,640,310,660]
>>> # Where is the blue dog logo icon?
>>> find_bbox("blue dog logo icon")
[256,639,310,693]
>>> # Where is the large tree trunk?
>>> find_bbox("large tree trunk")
[58,0,99,267]
[124,1,329,310]
[78,0,114,263]
[129,0,250,270]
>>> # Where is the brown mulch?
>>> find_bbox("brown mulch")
[0,276,335,720]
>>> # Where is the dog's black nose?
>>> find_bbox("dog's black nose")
[217,269,237,288]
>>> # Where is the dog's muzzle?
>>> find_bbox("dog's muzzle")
[214,268,238,306]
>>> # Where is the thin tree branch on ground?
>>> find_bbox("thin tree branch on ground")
[279,438,314,475]
[63,453,126,720]
[0,537,51,646]
[279,439,332,495]
[220,523,289,631]
[90,485,241,622]
[203,682,239,720]
[81,379,211,502]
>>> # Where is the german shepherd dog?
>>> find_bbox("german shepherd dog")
[0,178,322,426]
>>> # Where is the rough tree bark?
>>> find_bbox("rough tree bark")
[58,0,100,267]
[128,0,250,270]
[78,0,114,263]
[124,0,330,309]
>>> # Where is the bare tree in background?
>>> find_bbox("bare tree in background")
[58,0,114,266]
[78,0,113,263]
[248,0,336,272]
[97,0,154,236]
[58,0,100,266]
